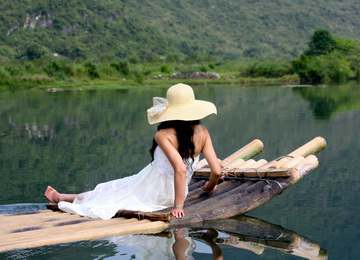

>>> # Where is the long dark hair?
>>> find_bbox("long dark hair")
[150,120,200,161]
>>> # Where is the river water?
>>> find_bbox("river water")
[0,84,359,259]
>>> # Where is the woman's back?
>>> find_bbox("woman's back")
[154,124,208,157]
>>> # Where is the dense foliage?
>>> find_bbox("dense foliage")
[293,30,360,84]
[1,0,360,62]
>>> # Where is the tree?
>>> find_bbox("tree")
[306,29,336,56]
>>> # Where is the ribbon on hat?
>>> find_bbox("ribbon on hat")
[147,97,168,117]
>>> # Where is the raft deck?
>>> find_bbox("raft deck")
[0,137,326,252]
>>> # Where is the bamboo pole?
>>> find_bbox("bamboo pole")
[193,168,292,178]
[46,203,172,222]
[196,139,264,170]
[288,155,319,184]
[277,156,305,168]
[221,139,264,165]
[252,159,268,168]
[236,159,256,168]
[0,214,169,252]
[289,136,327,157]
[191,142,265,198]
[260,137,326,169]
[225,158,245,168]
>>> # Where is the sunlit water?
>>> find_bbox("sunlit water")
[0,84,359,259]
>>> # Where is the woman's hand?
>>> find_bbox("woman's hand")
[171,207,185,218]
[202,181,218,193]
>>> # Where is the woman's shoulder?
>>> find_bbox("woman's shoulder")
[154,128,176,144]
[194,124,209,136]
[193,124,210,152]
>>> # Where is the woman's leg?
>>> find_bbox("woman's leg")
[59,193,77,203]
[44,186,77,203]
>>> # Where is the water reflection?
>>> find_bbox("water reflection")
[188,216,327,260]
[108,229,197,260]
[2,215,327,259]
[293,83,360,119]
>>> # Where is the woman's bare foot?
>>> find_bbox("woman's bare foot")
[44,186,61,203]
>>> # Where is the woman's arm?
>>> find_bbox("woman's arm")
[155,131,186,218]
[201,128,222,192]
[172,228,190,260]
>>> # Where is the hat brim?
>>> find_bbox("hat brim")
[148,100,217,125]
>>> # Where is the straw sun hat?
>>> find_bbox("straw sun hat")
[147,83,217,125]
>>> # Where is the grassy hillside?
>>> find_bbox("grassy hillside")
[1,0,360,62]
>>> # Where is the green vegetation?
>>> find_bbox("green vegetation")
[1,0,360,61]
[0,0,359,89]
[242,61,293,78]
[1,30,359,90]
[0,58,301,91]
[292,30,360,84]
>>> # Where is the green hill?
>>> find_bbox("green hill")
[1,0,360,61]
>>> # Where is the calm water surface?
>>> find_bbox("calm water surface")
[0,84,359,259]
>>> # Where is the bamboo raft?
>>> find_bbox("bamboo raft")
[0,136,327,252]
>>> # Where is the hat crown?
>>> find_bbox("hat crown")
[166,83,195,105]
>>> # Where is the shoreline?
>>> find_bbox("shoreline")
[0,74,300,91]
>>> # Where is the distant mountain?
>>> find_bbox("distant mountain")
[1,0,360,61]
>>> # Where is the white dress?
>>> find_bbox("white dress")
[58,146,200,219]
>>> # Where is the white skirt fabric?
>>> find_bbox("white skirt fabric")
[58,146,200,219]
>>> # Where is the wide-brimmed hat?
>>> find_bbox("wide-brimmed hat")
[147,83,217,125]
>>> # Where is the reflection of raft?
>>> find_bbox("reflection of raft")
[0,137,326,252]
[188,215,328,260]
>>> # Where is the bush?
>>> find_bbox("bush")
[143,69,152,76]
[336,38,360,80]
[0,66,10,80]
[44,61,75,79]
[84,62,100,79]
[111,61,130,76]
[325,53,352,83]
[243,61,292,78]
[128,56,139,64]
[199,65,208,72]
[292,53,352,84]
[292,55,325,84]
[5,64,23,76]
[132,69,144,84]
[0,46,16,60]
[160,64,171,73]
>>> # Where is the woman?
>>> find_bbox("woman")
[44,83,221,219]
